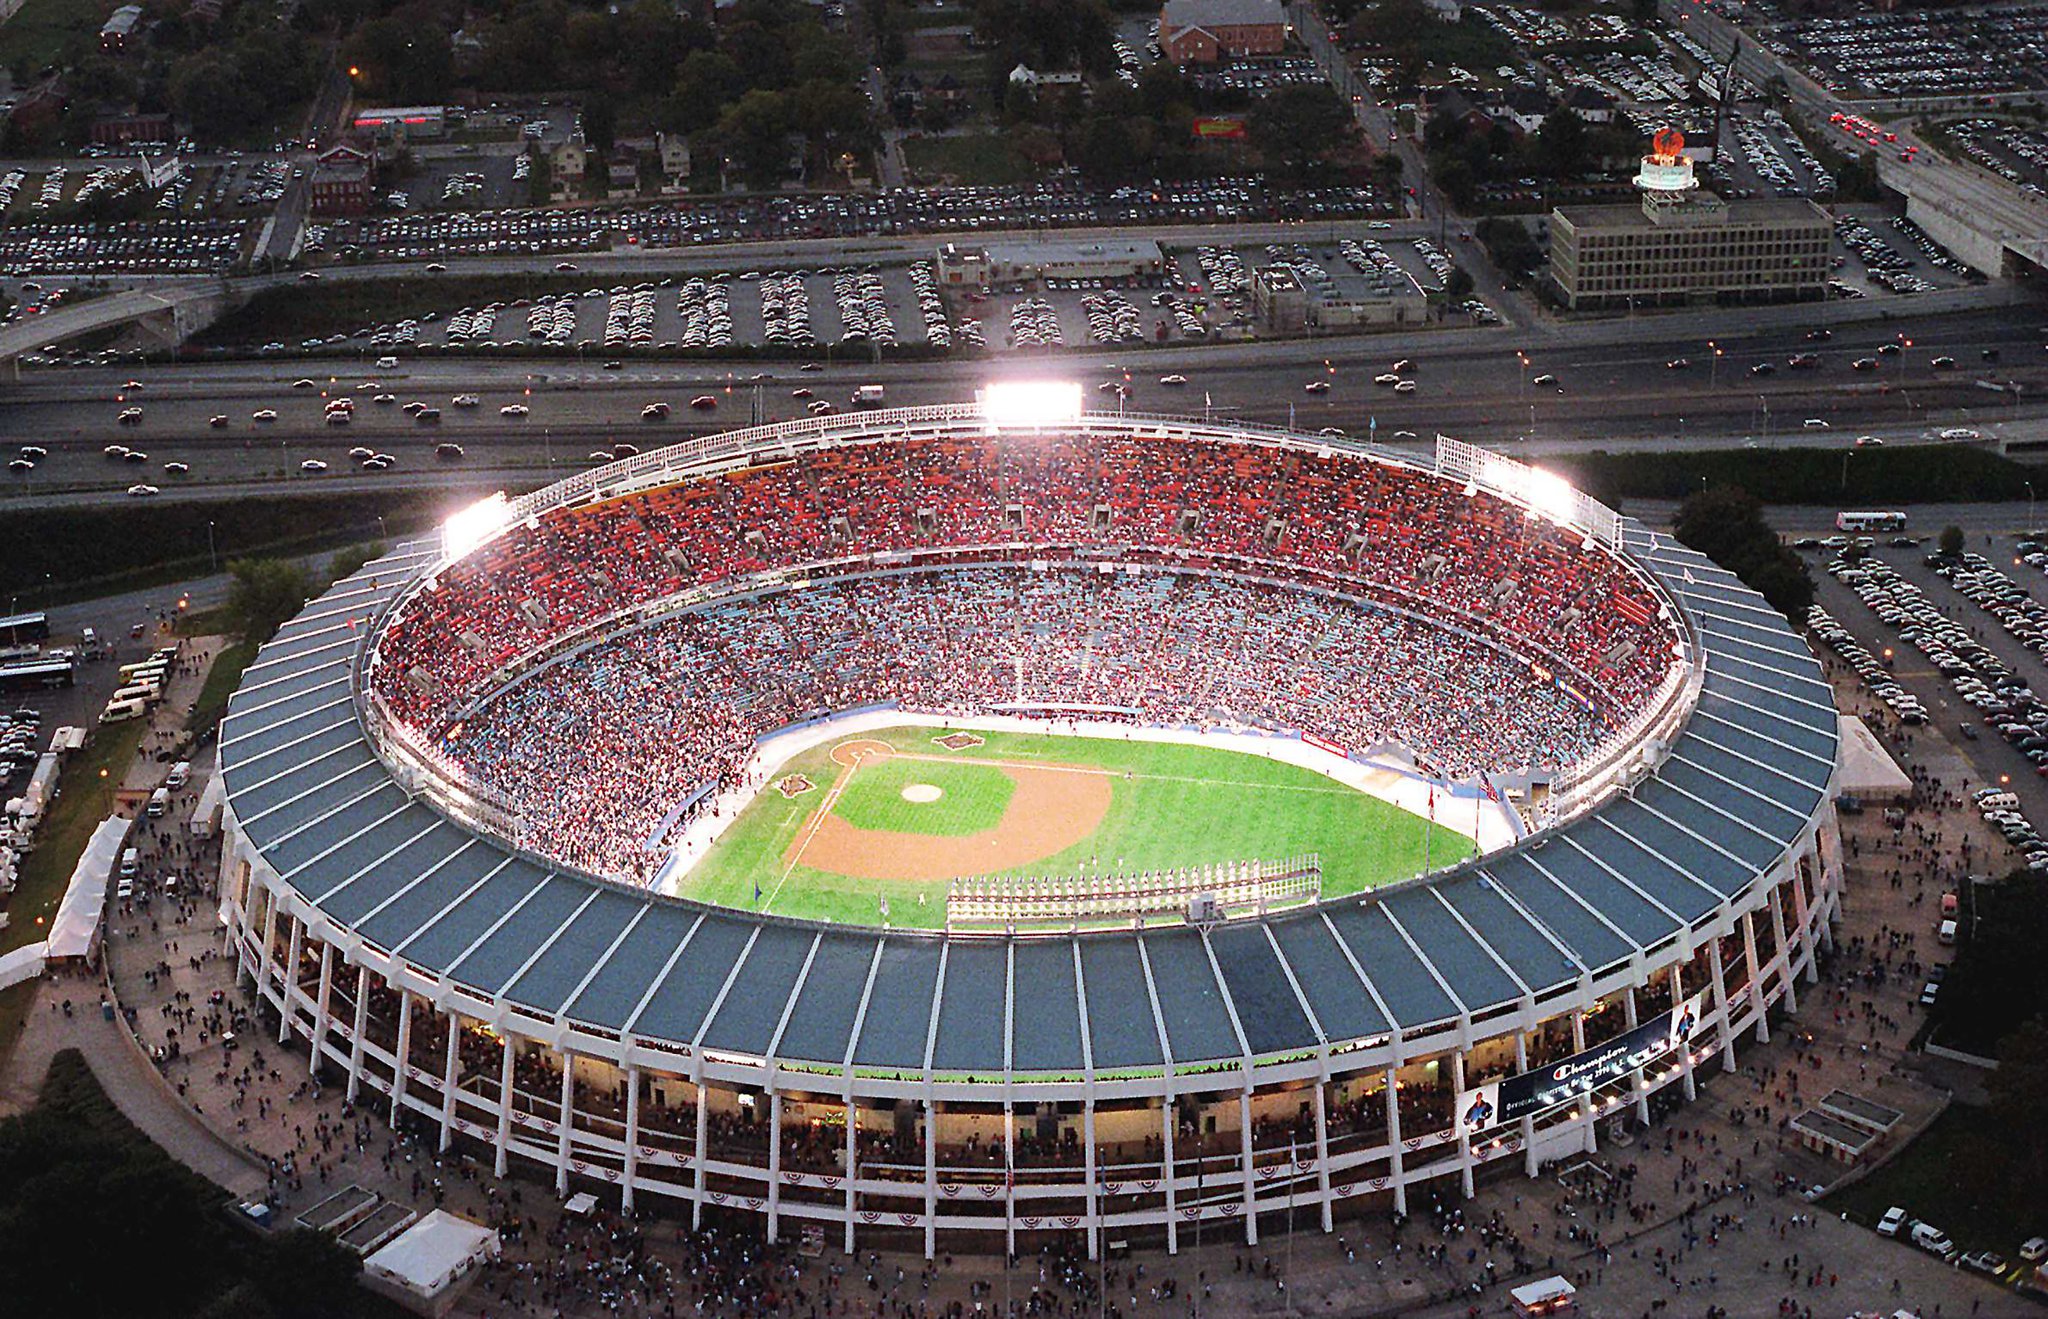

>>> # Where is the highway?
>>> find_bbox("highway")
[2,302,2043,508]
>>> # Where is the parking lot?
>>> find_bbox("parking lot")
[1772,1,2048,98]
[0,216,254,277]
[1832,210,1979,298]
[1942,117,2048,198]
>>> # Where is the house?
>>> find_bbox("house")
[1008,64,1087,90]
[1560,85,1616,124]
[606,146,641,198]
[549,135,587,200]
[100,5,145,50]
[658,132,692,189]
[930,74,970,111]
[1423,0,1460,18]
[309,144,374,216]
[1157,0,1287,65]
[1429,89,1493,137]
[1499,86,1549,134]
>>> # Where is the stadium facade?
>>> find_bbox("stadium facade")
[216,406,1841,1258]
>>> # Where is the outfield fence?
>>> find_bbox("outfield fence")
[945,854,1322,933]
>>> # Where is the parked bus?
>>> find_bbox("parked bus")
[0,612,50,647]
[1836,510,1906,532]
[0,658,75,691]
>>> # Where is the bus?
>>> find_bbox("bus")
[0,658,75,692]
[0,611,49,647]
[1836,510,1906,533]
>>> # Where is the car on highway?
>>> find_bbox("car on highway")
[415,407,441,423]
[1931,355,1957,369]
[1303,380,1330,393]
[1159,374,1188,386]
[1852,358,1878,371]
[554,262,579,272]
[162,461,188,475]
[252,409,277,421]
[1531,373,1556,386]
[348,447,375,460]
[499,404,529,417]
[123,450,148,463]
[1941,427,1981,440]
[1665,358,1690,369]
[19,446,45,459]
[8,458,34,473]
[1803,419,1830,430]
[1374,373,1399,386]
[1749,361,1776,377]
[689,395,717,410]
[117,407,143,424]
[807,399,834,415]
[1393,380,1417,394]
[326,411,351,425]
[300,459,328,473]
[402,400,428,414]
[799,362,823,372]
[435,442,464,460]
[790,387,813,399]
[376,355,399,369]
[612,443,640,458]
[291,378,316,388]
[373,393,396,405]
[104,444,129,458]
[126,483,158,497]
[642,402,671,419]
[452,394,480,408]
[1854,435,1885,447]
[364,453,396,470]
[208,414,229,428]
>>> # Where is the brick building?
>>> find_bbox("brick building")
[1158,0,1287,64]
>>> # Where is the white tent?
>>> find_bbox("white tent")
[189,769,224,838]
[46,816,128,961]
[1834,714,1914,801]
[1509,1275,1577,1316]
[364,1210,499,1306]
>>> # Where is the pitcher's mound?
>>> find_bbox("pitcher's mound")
[901,783,944,804]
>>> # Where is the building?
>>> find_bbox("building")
[1007,64,1087,91]
[1158,0,1287,64]
[1251,266,1308,332]
[90,112,172,147]
[309,144,375,216]
[936,238,1167,288]
[1549,129,1832,310]
[549,135,588,201]
[1252,264,1426,333]
[657,132,692,190]
[100,5,144,49]
[606,147,641,198]
[1559,85,1615,125]
[217,412,1842,1263]
[350,106,448,144]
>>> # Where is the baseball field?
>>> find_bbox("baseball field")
[672,725,1474,928]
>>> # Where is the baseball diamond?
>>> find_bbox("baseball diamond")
[216,406,1841,1265]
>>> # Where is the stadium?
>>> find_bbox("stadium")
[215,388,1843,1260]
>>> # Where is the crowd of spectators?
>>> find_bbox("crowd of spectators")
[446,566,1610,883]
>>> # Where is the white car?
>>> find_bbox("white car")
[325,411,351,425]
[1940,427,1980,440]
[1876,1206,1907,1237]
[452,394,481,408]
[300,459,329,473]
[208,414,229,428]
[1803,418,1830,430]
[291,378,316,388]
[252,409,277,422]
[1158,374,1188,386]
[373,393,397,404]
[126,483,159,497]
[500,404,529,417]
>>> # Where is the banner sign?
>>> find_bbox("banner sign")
[1193,116,1248,140]
[1458,993,1701,1133]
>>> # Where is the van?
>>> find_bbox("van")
[100,698,146,724]
[146,787,169,818]
[110,684,157,707]
[166,761,190,790]
[1911,1220,1955,1257]
[376,355,399,369]
[119,847,138,878]
[1938,919,1958,945]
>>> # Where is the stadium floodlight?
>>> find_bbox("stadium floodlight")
[442,492,514,558]
[1520,467,1579,525]
[980,380,1084,431]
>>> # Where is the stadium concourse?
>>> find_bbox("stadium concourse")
[212,404,1842,1264]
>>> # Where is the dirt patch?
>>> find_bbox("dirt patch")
[773,774,816,799]
[932,730,986,751]
[829,738,895,768]
[789,759,1113,883]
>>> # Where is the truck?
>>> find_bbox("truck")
[851,384,886,407]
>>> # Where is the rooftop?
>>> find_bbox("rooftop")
[1160,0,1286,30]
[1554,196,1830,231]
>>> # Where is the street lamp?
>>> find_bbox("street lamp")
[207,519,217,574]
[1708,341,1722,388]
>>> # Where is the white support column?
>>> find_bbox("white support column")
[692,1074,709,1230]
[257,893,279,998]
[493,1033,517,1177]
[554,1053,576,1196]
[438,1011,462,1153]
[1706,937,1738,1070]
[766,1087,783,1245]
[1518,1031,1539,1178]
[1451,1052,1475,1198]
[1384,1064,1407,1218]
[922,1098,938,1260]
[390,989,414,1124]
[1238,1088,1258,1246]
[1791,858,1819,984]
[307,941,334,1077]
[1569,1012,1594,1155]
[1162,1099,1178,1255]
[345,964,371,1104]
[1768,883,1798,1014]
[1623,992,1651,1125]
[1081,1098,1102,1260]
[1311,1079,1332,1232]
[278,914,303,1044]
[1003,1103,1016,1259]
[1741,909,1770,1043]
[843,1090,859,1256]
[1673,963,1697,1101]
[622,1066,641,1214]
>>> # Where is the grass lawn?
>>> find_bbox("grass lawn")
[679,726,1472,928]
[186,638,257,738]
[901,133,1036,187]
[1824,1104,2027,1257]
[0,0,101,73]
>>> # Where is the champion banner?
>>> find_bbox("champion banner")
[1457,993,1703,1133]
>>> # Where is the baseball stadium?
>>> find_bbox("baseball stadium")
[214,387,1843,1259]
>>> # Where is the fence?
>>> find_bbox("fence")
[945,855,1322,933]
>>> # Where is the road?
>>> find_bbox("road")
[3,302,2044,506]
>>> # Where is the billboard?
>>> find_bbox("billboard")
[1192,116,1248,140]
[1458,993,1702,1135]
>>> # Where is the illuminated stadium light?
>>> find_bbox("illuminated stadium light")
[1520,467,1579,525]
[980,380,1084,430]
[442,492,514,558]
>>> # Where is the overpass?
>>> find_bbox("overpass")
[0,277,243,372]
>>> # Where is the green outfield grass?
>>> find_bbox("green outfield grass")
[674,726,1474,928]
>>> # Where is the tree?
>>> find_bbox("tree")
[1249,84,1353,182]
[1673,485,1814,619]
[167,53,249,143]
[666,50,745,132]
[584,93,618,157]
[716,89,794,186]
[1988,1019,2048,1223]
[342,18,453,104]
[1536,105,1590,179]
[1939,524,1966,557]
[224,559,315,645]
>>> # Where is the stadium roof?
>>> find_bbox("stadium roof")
[221,510,1834,1079]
